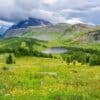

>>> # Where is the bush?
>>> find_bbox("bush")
[89,55,100,66]
[1,66,9,71]
[6,54,15,64]
[66,56,72,64]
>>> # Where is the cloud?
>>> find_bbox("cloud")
[66,18,95,25]
[0,20,13,34]
[66,18,84,25]
[30,9,67,24]
[0,20,13,26]
[41,0,57,5]
[0,0,100,24]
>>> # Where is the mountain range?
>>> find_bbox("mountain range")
[8,18,51,29]
[0,17,99,55]
[3,18,100,43]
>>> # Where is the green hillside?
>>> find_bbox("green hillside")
[0,23,100,99]
[0,37,48,52]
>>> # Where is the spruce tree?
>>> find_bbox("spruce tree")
[6,54,15,64]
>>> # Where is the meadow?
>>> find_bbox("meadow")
[0,4,100,99]
[0,56,100,100]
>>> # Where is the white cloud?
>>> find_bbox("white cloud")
[66,18,95,25]
[89,7,100,12]
[66,18,84,25]
[0,20,13,34]
[30,9,67,24]
[0,0,100,24]
[0,20,13,26]
[41,0,57,5]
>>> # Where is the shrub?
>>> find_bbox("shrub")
[1,66,9,71]
[66,56,72,64]
[89,55,100,66]
[6,54,15,64]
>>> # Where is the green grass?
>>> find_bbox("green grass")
[0,36,99,99]
[0,56,100,100]
[0,37,100,53]
[0,23,100,100]
[0,37,49,53]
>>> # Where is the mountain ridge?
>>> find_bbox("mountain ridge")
[8,18,51,30]
[3,18,100,43]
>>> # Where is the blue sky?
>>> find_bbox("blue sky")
[0,0,100,25]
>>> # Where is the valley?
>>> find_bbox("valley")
[0,18,100,100]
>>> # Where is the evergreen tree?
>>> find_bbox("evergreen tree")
[6,54,15,64]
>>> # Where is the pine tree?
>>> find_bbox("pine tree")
[6,54,15,64]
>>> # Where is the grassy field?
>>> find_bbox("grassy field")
[0,56,100,100]
[1,22,100,100]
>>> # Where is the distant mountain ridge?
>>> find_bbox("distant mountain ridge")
[8,18,51,30]
[0,20,13,36]
[4,18,52,38]
[4,18,100,43]
[0,25,8,34]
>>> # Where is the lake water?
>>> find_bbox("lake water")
[41,47,67,54]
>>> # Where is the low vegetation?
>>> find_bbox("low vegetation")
[6,54,15,64]
[0,56,100,100]
[61,50,100,66]
[0,36,99,99]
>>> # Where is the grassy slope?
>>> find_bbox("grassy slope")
[2,23,100,51]
[0,25,100,99]
[0,56,100,99]
[0,37,49,52]
[0,37,100,52]
[15,29,100,51]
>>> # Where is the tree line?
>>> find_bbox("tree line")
[61,50,100,66]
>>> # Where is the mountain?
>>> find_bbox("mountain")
[5,22,70,39]
[9,18,51,29]
[4,17,100,43]
[0,25,11,38]
[0,20,13,37]
[0,22,99,54]
[0,25,9,34]
[5,18,51,38]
